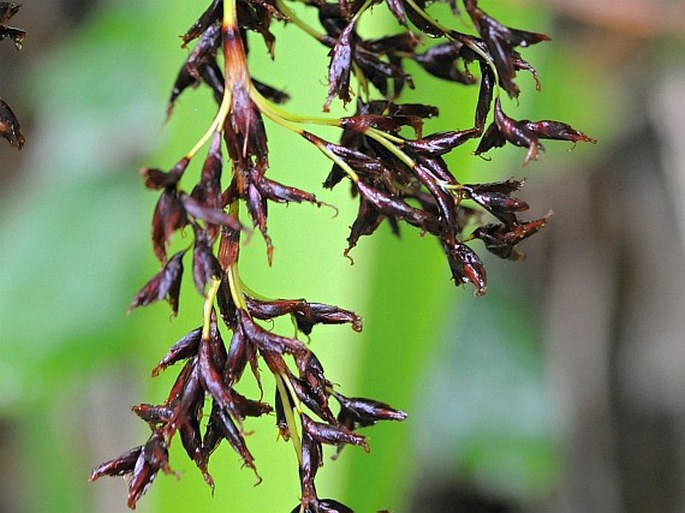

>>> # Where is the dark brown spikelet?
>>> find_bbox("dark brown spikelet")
[462,179,528,225]
[334,393,408,429]
[476,98,597,165]
[0,98,24,149]
[129,250,186,315]
[151,188,188,262]
[472,213,552,261]
[126,431,172,509]
[414,42,477,85]
[464,0,550,97]
[325,19,356,111]
[89,446,143,481]
[92,0,595,511]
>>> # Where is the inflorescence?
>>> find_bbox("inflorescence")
[89,0,595,511]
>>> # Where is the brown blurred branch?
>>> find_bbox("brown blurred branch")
[547,0,685,38]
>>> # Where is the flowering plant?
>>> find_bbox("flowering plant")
[89,0,594,511]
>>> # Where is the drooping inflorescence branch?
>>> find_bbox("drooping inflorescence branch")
[90,0,595,511]
[0,2,25,149]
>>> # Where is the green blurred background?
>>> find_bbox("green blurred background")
[1,1,684,512]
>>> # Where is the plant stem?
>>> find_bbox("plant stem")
[202,278,222,339]
[276,374,303,466]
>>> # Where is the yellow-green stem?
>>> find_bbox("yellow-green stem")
[353,62,371,102]
[227,264,248,311]
[366,127,416,169]
[202,278,223,339]
[250,85,341,128]
[183,0,240,161]
[275,0,326,42]
[276,374,303,466]
[223,0,238,29]
[238,279,272,301]
[316,143,359,182]
[351,0,374,24]
[185,90,232,160]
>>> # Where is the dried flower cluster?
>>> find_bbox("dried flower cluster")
[90,0,594,511]
[0,2,25,149]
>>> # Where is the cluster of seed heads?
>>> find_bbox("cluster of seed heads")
[89,0,595,511]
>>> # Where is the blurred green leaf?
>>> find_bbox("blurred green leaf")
[0,0,172,410]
